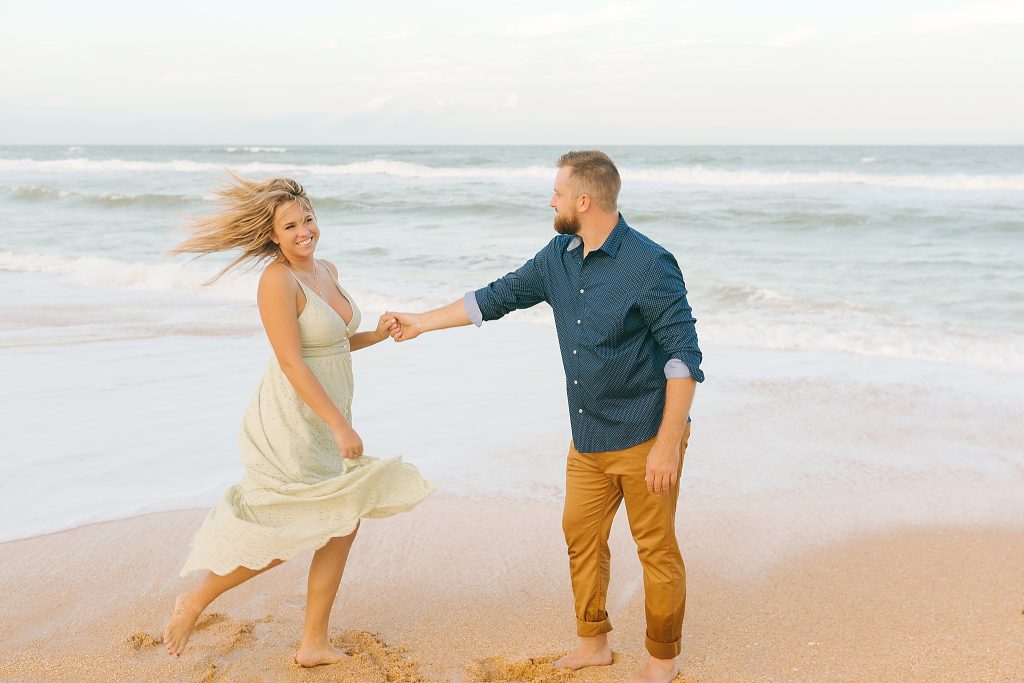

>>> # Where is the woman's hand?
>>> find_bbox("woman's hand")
[374,313,398,342]
[333,424,364,459]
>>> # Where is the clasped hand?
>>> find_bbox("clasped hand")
[382,311,422,342]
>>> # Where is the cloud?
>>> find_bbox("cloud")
[160,71,215,84]
[763,26,817,48]
[491,92,521,111]
[911,1,1024,32]
[362,29,413,43]
[505,1,648,37]
[365,95,394,111]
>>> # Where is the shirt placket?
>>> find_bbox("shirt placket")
[570,253,588,430]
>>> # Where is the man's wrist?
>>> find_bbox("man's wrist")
[654,426,684,446]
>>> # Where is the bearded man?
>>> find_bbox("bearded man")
[388,150,704,683]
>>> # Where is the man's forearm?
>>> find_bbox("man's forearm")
[420,298,472,332]
[655,377,696,443]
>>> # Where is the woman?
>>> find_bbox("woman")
[162,175,434,666]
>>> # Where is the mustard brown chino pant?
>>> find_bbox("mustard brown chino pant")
[562,423,691,660]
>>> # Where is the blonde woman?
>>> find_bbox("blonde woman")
[162,175,434,666]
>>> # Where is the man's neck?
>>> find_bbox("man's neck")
[579,211,620,257]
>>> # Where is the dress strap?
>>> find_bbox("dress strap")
[283,261,321,292]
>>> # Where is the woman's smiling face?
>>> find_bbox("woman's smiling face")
[270,199,319,261]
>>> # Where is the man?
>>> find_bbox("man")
[388,150,703,683]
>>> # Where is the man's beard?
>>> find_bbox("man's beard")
[553,209,581,235]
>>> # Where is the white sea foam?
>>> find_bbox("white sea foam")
[223,146,288,153]
[8,185,73,200]
[2,249,1020,372]
[0,157,552,180]
[0,250,256,301]
[625,166,1024,190]
[4,156,1023,190]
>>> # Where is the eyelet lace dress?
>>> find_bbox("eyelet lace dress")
[179,272,435,576]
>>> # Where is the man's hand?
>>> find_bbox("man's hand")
[645,437,681,495]
[386,311,425,342]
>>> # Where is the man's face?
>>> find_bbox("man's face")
[550,166,581,236]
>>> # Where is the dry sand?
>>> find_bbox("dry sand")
[1,494,1023,682]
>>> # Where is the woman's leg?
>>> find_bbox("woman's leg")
[163,559,283,657]
[294,523,359,667]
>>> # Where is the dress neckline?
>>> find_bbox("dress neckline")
[286,263,354,327]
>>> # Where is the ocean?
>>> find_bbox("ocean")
[2,144,1021,368]
[1,145,1022,542]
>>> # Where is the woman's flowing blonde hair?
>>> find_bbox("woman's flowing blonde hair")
[172,171,314,282]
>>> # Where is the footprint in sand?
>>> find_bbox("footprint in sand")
[468,655,576,683]
[130,612,260,658]
[327,629,426,681]
[194,612,228,631]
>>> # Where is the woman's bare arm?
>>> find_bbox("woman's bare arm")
[257,264,359,452]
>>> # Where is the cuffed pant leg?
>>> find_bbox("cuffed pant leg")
[619,424,691,659]
[563,442,622,637]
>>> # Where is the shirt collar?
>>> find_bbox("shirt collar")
[565,213,629,258]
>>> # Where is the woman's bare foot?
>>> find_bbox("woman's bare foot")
[554,634,614,670]
[162,593,205,657]
[626,656,679,683]
[294,642,348,667]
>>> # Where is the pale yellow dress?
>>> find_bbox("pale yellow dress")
[180,269,435,576]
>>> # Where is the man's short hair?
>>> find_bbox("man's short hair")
[557,150,621,212]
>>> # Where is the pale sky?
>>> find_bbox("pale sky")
[1,0,1022,144]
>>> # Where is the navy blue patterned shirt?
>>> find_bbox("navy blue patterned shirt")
[467,214,704,453]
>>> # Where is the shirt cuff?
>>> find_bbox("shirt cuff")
[664,359,691,379]
[464,291,483,327]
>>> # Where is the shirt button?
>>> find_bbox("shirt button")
[572,349,577,354]
[578,408,584,414]
[576,319,581,324]
[579,289,585,294]
[573,380,578,385]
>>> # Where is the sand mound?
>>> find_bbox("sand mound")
[467,655,574,683]
[198,661,219,682]
[335,629,428,682]
[127,632,160,651]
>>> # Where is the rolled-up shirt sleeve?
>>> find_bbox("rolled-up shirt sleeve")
[639,252,705,382]
[473,248,549,322]
[464,291,483,327]
[664,359,691,379]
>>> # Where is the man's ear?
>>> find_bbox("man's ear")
[577,193,591,212]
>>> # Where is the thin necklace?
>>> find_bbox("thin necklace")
[289,261,322,297]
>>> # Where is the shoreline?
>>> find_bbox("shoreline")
[1,496,1023,682]
[3,312,1021,545]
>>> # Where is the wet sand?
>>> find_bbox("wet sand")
[1,494,1023,682]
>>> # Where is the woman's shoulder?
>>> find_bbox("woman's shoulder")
[259,261,298,291]
[318,258,340,280]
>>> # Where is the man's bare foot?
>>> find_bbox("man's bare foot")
[554,635,613,670]
[162,593,205,657]
[626,656,679,683]
[294,642,348,667]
